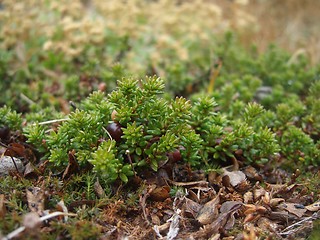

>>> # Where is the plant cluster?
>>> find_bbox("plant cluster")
[1,70,319,183]
[14,77,283,184]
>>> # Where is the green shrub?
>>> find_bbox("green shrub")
[21,77,283,183]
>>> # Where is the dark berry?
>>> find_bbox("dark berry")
[106,122,123,142]
[0,126,10,140]
[168,148,182,163]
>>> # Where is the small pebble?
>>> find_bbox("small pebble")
[0,156,25,176]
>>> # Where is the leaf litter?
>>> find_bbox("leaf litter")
[1,132,320,239]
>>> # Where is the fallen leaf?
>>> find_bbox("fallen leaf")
[220,201,242,229]
[151,214,161,225]
[184,197,202,218]
[244,213,260,223]
[150,186,170,201]
[196,192,220,225]
[278,203,307,218]
[222,169,247,188]
[187,189,200,203]
[269,198,285,208]
[24,162,40,178]
[280,219,313,239]
[220,200,243,213]
[243,166,263,181]
[26,187,45,215]
[192,201,242,239]
[62,150,80,180]
[266,183,300,196]
[209,233,220,240]
[269,211,291,222]
[243,191,253,204]
[243,224,257,240]
[5,143,26,157]
[305,201,320,212]
[253,188,266,201]
[243,204,267,218]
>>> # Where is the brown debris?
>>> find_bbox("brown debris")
[306,200,320,212]
[2,143,319,240]
[192,201,243,239]
[26,187,45,216]
[94,178,106,198]
[139,184,156,224]
[278,202,307,218]
[184,197,202,218]
[0,194,6,218]
[23,162,40,178]
[196,191,220,225]
[62,150,80,180]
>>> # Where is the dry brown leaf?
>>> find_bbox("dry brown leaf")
[244,191,253,204]
[266,183,300,196]
[192,201,242,239]
[187,189,200,203]
[5,143,26,157]
[24,162,40,178]
[208,171,218,185]
[278,203,307,218]
[184,197,202,218]
[26,187,45,215]
[243,166,263,181]
[269,198,285,208]
[253,188,266,201]
[305,200,320,212]
[244,204,267,216]
[220,201,242,229]
[151,213,161,225]
[235,180,251,192]
[244,213,260,223]
[265,183,287,192]
[150,186,170,201]
[269,210,291,222]
[62,150,80,180]
[196,193,220,225]
[155,222,170,234]
[280,219,313,239]
[222,169,247,188]
[208,233,220,240]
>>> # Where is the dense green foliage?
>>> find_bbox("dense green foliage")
[2,72,319,183]
[1,32,320,183]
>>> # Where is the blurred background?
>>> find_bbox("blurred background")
[0,0,319,110]
[241,0,320,65]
